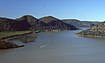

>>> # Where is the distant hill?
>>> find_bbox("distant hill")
[0,15,78,31]
[77,22,105,38]
[39,16,78,31]
[62,19,99,27]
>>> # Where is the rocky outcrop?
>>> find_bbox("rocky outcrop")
[77,22,105,38]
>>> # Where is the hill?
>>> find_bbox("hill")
[77,22,105,38]
[0,17,31,31]
[39,16,78,31]
[0,15,78,32]
[62,19,99,27]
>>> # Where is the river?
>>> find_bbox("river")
[0,29,105,63]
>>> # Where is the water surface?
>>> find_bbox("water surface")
[0,30,105,63]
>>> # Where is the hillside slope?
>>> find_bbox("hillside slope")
[39,16,78,31]
[77,22,105,38]
[62,19,99,27]
[0,15,78,32]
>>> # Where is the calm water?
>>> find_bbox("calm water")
[0,29,105,63]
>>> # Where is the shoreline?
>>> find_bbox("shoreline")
[0,31,33,50]
[2,32,33,41]
[77,33,105,39]
[2,30,76,41]
[0,40,24,50]
[0,30,76,50]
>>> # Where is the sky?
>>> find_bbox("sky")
[0,0,105,21]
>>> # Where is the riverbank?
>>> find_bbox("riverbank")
[10,32,37,43]
[0,31,32,40]
[0,40,24,50]
[77,33,105,39]
[0,30,33,50]
[0,30,75,50]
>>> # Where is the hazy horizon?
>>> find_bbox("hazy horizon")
[0,0,105,21]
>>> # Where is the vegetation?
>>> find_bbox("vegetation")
[0,30,32,49]
[0,30,32,39]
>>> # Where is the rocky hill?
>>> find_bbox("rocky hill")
[39,16,78,31]
[0,17,31,31]
[16,15,51,31]
[77,22,105,38]
[62,19,99,27]
[0,15,78,32]
[15,15,40,31]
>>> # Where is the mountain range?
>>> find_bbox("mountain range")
[0,15,78,32]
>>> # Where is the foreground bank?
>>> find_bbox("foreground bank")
[0,31,33,50]
[0,40,24,50]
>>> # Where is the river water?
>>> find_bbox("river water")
[0,29,105,63]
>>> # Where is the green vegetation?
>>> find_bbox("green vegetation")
[0,30,32,39]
